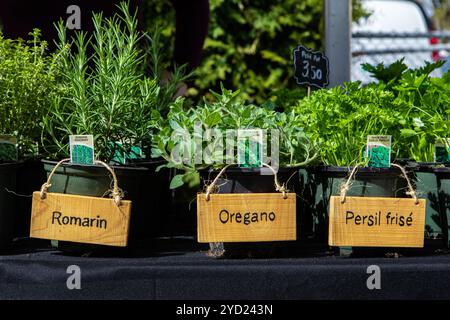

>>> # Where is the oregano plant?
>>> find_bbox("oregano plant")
[151,85,318,189]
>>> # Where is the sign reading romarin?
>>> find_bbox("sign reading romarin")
[51,211,108,229]
[31,192,131,247]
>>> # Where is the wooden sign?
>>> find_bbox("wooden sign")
[30,192,131,247]
[293,45,329,88]
[197,193,296,243]
[329,196,426,248]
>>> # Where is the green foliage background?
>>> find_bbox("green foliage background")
[145,0,367,104]
[435,0,450,29]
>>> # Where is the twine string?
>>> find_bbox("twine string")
[262,163,287,199]
[39,158,70,200]
[204,164,234,201]
[204,163,288,201]
[339,163,419,205]
[39,158,123,206]
[94,160,123,206]
[339,165,360,204]
[391,163,419,205]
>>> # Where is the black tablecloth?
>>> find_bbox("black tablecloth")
[1,238,450,300]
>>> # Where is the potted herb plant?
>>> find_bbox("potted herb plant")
[363,60,450,249]
[0,29,61,247]
[293,60,450,255]
[40,2,186,252]
[152,86,318,257]
[293,80,419,255]
[395,67,449,249]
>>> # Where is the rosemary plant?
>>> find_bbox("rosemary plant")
[42,2,187,163]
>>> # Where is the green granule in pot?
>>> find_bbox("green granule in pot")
[368,146,390,168]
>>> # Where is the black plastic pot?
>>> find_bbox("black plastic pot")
[0,162,20,250]
[42,159,171,253]
[125,159,174,237]
[305,166,410,256]
[406,162,447,249]
[14,159,47,239]
[434,166,450,248]
[306,166,408,235]
[199,167,302,258]
[166,169,198,238]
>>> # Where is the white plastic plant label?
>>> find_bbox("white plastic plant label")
[237,129,263,168]
[69,135,95,165]
[366,135,392,168]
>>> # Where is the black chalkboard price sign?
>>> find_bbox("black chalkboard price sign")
[293,45,329,89]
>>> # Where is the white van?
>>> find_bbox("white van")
[352,0,441,83]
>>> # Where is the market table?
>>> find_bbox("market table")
[0,238,449,300]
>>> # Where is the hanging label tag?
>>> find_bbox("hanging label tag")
[69,135,95,165]
[197,193,296,243]
[366,135,391,168]
[328,196,426,248]
[30,192,131,247]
